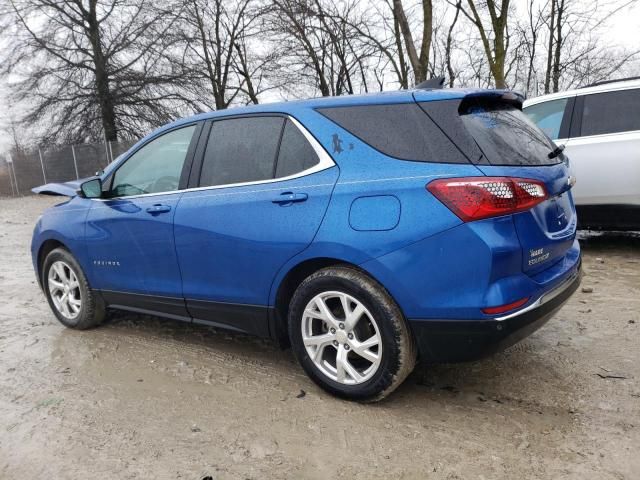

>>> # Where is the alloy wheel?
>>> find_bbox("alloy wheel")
[48,260,82,320]
[301,291,382,385]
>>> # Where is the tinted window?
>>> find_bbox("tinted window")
[581,89,640,136]
[200,116,285,187]
[523,98,568,140]
[316,103,468,164]
[460,102,558,166]
[111,125,196,197]
[275,120,319,178]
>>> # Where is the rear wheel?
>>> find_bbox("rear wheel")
[42,248,106,329]
[288,266,416,401]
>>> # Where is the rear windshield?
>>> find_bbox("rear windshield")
[460,102,559,166]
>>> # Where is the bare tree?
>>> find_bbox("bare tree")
[2,0,638,151]
[538,0,639,93]
[520,0,546,95]
[457,0,511,88]
[0,0,199,143]
[339,0,410,89]
[543,0,556,92]
[268,0,377,97]
[392,0,433,84]
[180,0,275,109]
[445,1,462,87]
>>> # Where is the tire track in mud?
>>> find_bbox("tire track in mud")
[41,318,314,410]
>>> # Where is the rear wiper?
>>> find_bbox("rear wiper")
[548,144,565,159]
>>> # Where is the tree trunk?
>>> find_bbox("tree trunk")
[492,33,507,88]
[552,0,565,92]
[94,72,117,141]
[419,0,433,83]
[393,0,432,84]
[192,0,220,107]
[392,12,409,88]
[87,0,117,141]
[465,0,510,89]
[234,42,259,104]
[544,0,556,94]
[446,1,461,87]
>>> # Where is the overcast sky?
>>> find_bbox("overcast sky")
[1,0,639,155]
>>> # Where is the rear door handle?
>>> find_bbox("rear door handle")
[146,204,172,215]
[271,192,308,205]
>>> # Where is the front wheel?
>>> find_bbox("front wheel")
[42,248,106,330]
[288,266,416,402]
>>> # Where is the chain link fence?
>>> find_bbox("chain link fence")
[0,140,137,197]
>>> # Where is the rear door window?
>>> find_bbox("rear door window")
[459,101,558,166]
[275,119,320,178]
[580,89,640,136]
[523,98,569,140]
[199,116,284,187]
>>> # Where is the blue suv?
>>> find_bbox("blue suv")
[32,88,582,401]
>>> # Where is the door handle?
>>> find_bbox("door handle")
[271,192,308,205]
[146,204,172,215]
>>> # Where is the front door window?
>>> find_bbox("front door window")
[110,125,196,197]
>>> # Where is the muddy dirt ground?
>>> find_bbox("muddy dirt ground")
[0,195,638,479]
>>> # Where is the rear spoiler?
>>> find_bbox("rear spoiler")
[459,91,525,111]
[412,88,525,111]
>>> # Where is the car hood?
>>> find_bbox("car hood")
[32,179,84,197]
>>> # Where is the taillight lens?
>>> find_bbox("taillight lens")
[481,297,529,315]
[427,177,547,222]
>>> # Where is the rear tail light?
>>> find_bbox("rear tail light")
[427,177,547,222]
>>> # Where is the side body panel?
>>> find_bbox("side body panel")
[267,108,484,306]
[31,196,93,282]
[84,193,186,302]
[174,167,339,335]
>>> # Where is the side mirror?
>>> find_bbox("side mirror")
[79,178,102,199]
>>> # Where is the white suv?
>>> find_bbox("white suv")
[523,78,640,231]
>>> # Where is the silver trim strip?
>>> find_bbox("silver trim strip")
[96,115,335,201]
[494,269,579,321]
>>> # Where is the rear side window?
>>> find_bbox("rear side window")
[580,89,640,136]
[200,116,284,187]
[523,98,568,140]
[459,101,558,166]
[275,119,319,178]
[316,103,468,164]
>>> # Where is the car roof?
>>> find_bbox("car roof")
[159,88,487,132]
[523,78,640,107]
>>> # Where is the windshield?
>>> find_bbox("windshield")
[460,103,559,166]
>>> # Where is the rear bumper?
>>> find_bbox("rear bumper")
[408,259,582,363]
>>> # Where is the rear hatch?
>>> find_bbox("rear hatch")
[415,91,576,275]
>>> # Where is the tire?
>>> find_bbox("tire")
[42,247,106,330]
[288,266,416,402]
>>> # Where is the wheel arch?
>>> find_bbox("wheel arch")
[270,256,383,347]
[36,239,69,288]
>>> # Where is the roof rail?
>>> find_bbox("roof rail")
[579,76,640,89]
[415,76,445,90]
